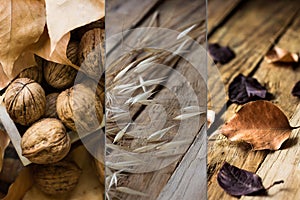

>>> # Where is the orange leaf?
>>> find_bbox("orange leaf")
[265,46,299,64]
[0,128,10,172]
[0,51,37,90]
[3,167,34,200]
[0,65,10,91]
[0,0,45,78]
[220,100,293,150]
[45,0,105,53]
[30,28,78,70]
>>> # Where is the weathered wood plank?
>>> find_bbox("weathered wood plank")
[239,13,300,200]
[106,0,161,36]
[241,105,300,199]
[207,0,300,199]
[110,53,206,200]
[209,0,299,86]
[157,126,206,200]
[208,0,241,32]
[106,0,207,199]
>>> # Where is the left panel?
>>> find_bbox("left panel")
[0,1,105,199]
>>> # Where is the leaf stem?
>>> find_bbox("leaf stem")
[291,125,300,129]
[265,180,284,190]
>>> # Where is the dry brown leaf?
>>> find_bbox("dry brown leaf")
[220,100,293,150]
[0,0,45,79]
[3,167,34,200]
[30,28,78,70]
[265,46,299,64]
[45,0,105,52]
[0,128,10,172]
[0,51,36,90]
[0,65,10,91]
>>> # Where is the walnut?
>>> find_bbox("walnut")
[4,78,46,126]
[56,79,103,133]
[33,160,81,195]
[44,93,59,118]
[17,65,43,83]
[21,118,70,164]
[78,28,105,80]
[43,41,79,89]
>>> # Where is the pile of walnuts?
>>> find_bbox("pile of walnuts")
[2,23,105,196]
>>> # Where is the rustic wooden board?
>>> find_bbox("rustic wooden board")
[207,0,300,199]
[157,126,206,200]
[106,0,207,199]
[106,0,161,36]
[207,0,241,32]
[239,12,300,200]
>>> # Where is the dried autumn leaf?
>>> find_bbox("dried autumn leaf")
[0,128,10,172]
[0,0,45,78]
[0,51,38,91]
[0,65,10,91]
[208,43,235,64]
[45,0,105,52]
[228,74,267,104]
[265,46,299,64]
[30,28,78,70]
[2,167,34,200]
[220,100,293,150]
[291,81,300,97]
[218,162,284,197]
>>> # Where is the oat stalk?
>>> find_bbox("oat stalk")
[173,111,204,120]
[116,187,149,197]
[147,125,176,142]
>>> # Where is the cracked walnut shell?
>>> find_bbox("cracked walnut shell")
[4,78,46,126]
[21,118,71,164]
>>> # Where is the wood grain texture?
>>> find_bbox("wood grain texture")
[208,0,300,199]
[106,0,161,36]
[106,0,207,199]
[207,0,241,32]
[157,126,206,200]
[240,12,300,200]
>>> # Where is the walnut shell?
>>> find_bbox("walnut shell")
[43,41,79,89]
[44,93,59,118]
[33,161,81,195]
[78,28,105,80]
[56,79,103,133]
[21,118,70,164]
[17,65,43,83]
[4,78,46,126]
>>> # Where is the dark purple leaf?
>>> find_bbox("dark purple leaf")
[217,162,284,197]
[217,162,264,197]
[292,81,300,97]
[229,74,267,104]
[208,43,235,64]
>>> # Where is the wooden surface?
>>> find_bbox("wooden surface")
[208,0,300,199]
[106,0,207,200]
[105,0,300,199]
